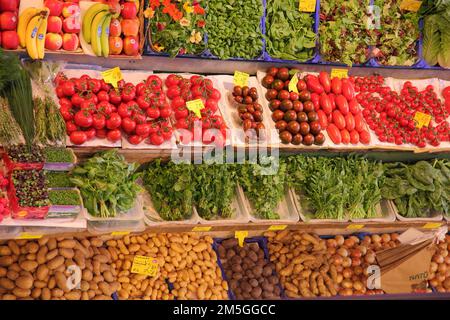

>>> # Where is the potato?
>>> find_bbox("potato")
[47,256,64,270]
[7,241,20,256]
[19,260,38,272]
[0,278,15,290]
[12,287,31,298]
[58,240,76,249]
[36,264,49,281]
[65,291,81,300]
[59,248,74,259]
[41,288,51,300]
[0,246,12,256]
[15,276,33,290]
[0,256,13,267]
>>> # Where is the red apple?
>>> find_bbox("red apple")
[123,36,139,56]
[108,0,121,17]
[0,12,18,31]
[44,0,64,17]
[121,18,139,37]
[109,18,121,37]
[120,2,137,19]
[62,16,80,33]
[109,36,123,55]
[47,16,63,34]
[45,33,63,51]
[0,0,19,12]
[62,2,81,18]
[2,31,19,50]
[62,33,79,51]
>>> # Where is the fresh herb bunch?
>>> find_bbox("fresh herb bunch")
[12,169,49,207]
[0,97,23,146]
[319,0,376,65]
[381,160,449,217]
[206,0,263,59]
[46,171,74,188]
[193,162,237,220]
[286,156,384,220]
[44,147,75,163]
[49,189,81,206]
[7,145,45,163]
[265,0,316,61]
[70,150,141,218]
[237,157,286,219]
[144,159,194,221]
[373,0,420,66]
[35,96,66,145]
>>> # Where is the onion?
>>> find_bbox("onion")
[371,234,381,243]
[437,273,446,283]
[444,278,450,290]
[349,235,360,244]
[344,238,355,248]
[357,245,367,256]
[336,265,343,273]
[430,262,438,273]
[327,247,337,255]
[339,288,353,296]
[440,249,448,258]
[353,280,364,291]
[341,279,353,289]
[335,235,345,246]
[336,273,343,284]
[353,290,365,296]
[337,247,349,258]
[438,242,447,250]
[381,234,391,243]
[327,238,338,248]
[343,268,353,279]
[351,257,362,267]
[437,286,446,293]
[438,263,447,274]
[353,266,363,276]
[430,279,439,287]
[445,256,450,264]
[390,233,399,241]
[333,254,343,265]
[433,254,444,264]
[342,257,352,268]
[429,272,435,280]
[351,248,362,258]
[365,252,376,264]
[363,236,371,244]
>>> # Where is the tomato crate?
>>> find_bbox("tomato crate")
[2,153,44,172]
[7,178,49,220]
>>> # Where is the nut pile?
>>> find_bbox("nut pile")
[216,238,281,300]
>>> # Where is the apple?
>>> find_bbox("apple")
[0,0,19,12]
[121,18,139,37]
[45,33,63,51]
[0,12,18,31]
[47,16,63,34]
[62,2,81,18]
[62,33,79,51]
[2,31,19,50]
[123,36,139,56]
[120,2,137,19]
[108,0,121,17]
[109,18,121,37]
[62,16,80,33]
[44,0,64,17]
[109,36,123,55]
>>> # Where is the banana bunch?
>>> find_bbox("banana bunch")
[18,7,49,60]
[82,3,112,57]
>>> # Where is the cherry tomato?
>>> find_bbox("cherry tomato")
[107,129,122,142]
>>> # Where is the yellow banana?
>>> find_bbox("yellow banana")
[82,3,110,44]
[36,15,48,59]
[101,14,112,58]
[18,7,41,48]
[25,15,43,60]
[90,11,109,57]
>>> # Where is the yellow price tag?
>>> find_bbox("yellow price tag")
[414,111,432,129]
[131,255,159,277]
[101,67,123,89]
[331,69,348,79]
[233,71,249,87]
[16,232,43,240]
[111,231,130,236]
[192,226,212,232]
[299,0,316,12]
[235,230,248,247]
[400,0,422,12]
[346,224,365,230]
[288,73,299,93]
[186,99,204,118]
[268,225,288,231]
[422,222,442,229]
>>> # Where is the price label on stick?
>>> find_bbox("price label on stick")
[102,67,123,89]
[111,231,130,236]
[422,222,442,229]
[299,0,316,12]
[288,73,299,93]
[346,224,365,230]
[331,68,348,79]
[131,255,159,277]
[16,233,43,240]
[414,111,432,129]
[235,231,248,247]
[192,226,212,232]
[186,99,204,118]
[233,71,249,87]
[268,225,288,231]
[400,0,422,12]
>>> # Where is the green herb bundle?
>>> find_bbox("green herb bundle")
[144,160,194,221]
[0,97,23,146]
[193,162,237,220]
[237,157,286,219]
[381,160,449,218]
[70,150,141,218]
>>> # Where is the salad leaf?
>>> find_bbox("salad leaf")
[422,14,441,66]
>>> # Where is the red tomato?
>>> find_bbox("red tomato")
[74,111,93,128]
[331,78,342,95]
[128,135,143,145]
[146,106,161,119]
[335,95,349,115]
[354,113,365,132]
[345,113,355,131]
[146,75,163,89]
[306,77,324,94]
[359,130,371,144]
[171,96,185,109]
[350,130,360,144]
[96,129,107,139]
[165,74,182,87]
[80,101,96,114]
[167,85,181,99]
[332,110,346,130]
[442,86,450,100]
[149,132,164,145]
[97,90,110,102]
[59,97,72,109]
[71,93,84,107]
[96,101,114,115]
[209,89,221,100]
[137,95,151,110]
[205,98,219,112]
[121,84,136,102]
[310,92,320,110]
[92,114,106,130]
[160,106,172,118]
[318,71,331,93]
[100,80,110,92]
[148,122,160,134]
[121,117,137,134]
[136,123,151,138]
[106,113,122,129]
[84,128,96,141]
[210,115,224,128]
[70,131,87,145]
[175,106,189,119]
[107,129,122,142]
[348,99,361,115]
[65,121,78,134]
[328,93,336,110]
[62,81,76,96]
[320,94,333,114]
[342,82,355,101]
[60,104,73,121]
[118,103,133,118]
[109,90,122,105]
[56,86,65,98]
[88,79,101,93]
[132,112,147,125]
[340,129,350,144]
[161,125,173,140]
[317,110,328,129]
[327,123,342,144]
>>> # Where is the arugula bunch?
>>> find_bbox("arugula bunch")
[71,150,141,218]
[381,160,450,217]
[265,0,316,61]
